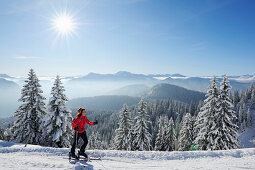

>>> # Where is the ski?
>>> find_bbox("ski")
[88,156,101,160]
[65,156,101,161]
[78,155,101,161]
[68,152,80,164]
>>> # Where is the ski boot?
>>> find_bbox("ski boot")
[69,152,79,160]
[78,151,88,158]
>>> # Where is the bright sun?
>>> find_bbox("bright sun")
[51,12,77,39]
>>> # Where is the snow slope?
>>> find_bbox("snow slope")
[0,140,255,170]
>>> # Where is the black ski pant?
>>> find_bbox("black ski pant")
[71,131,88,154]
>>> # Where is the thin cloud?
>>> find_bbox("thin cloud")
[13,56,41,59]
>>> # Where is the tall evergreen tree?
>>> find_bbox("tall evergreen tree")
[164,117,175,151]
[195,76,219,150]
[174,116,181,150]
[242,103,247,125]
[247,108,252,127]
[10,69,47,145]
[40,75,73,147]
[233,90,240,108]
[154,116,164,151]
[133,99,152,151]
[114,104,133,150]
[162,116,170,150]
[126,128,134,151]
[238,104,245,128]
[211,75,239,150]
[178,113,195,151]
[251,89,255,109]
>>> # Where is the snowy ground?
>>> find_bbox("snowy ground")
[1,140,255,170]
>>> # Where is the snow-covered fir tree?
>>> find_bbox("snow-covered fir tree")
[133,99,152,151]
[238,103,245,128]
[113,104,133,150]
[126,127,134,151]
[242,103,247,125]
[162,116,170,150]
[40,75,73,148]
[154,116,164,151]
[88,131,103,149]
[247,108,252,127]
[233,90,240,107]
[232,83,255,132]
[178,113,195,151]
[174,115,181,150]
[195,76,219,150]
[10,69,47,145]
[211,75,239,150]
[251,89,255,109]
[164,117,175,151]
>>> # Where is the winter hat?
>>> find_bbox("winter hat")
[77,108,85,117]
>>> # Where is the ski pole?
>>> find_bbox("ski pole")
[25,133,32,147]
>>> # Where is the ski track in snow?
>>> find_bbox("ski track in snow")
[0,140,255,170]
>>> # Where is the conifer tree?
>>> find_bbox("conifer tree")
[126,128,134,151]
[40,75,73,147]
[10,69,47,145]
[174,116,181,150]
[178,113,194,151]
[233,90,240,107]
[251,89,255,109]
[195,76,218,150]
[211,75,239,150]
[247,108,252,127]
[162,116,170,150]
[114,104,133,150]
[133,99,152,151]
[238,105,244,127]
[154,116,164,151]
[164,117,175,151]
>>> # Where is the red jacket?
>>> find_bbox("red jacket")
[71,115,94,133]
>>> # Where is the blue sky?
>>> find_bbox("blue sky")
[0,0,255,77]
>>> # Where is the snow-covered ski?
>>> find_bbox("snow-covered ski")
[88,156,101,160]
[66,154,101,163]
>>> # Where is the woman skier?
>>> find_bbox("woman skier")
[70,108,98,158]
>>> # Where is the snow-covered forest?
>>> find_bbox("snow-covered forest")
[0,69,254,152]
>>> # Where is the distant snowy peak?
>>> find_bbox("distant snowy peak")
[70,71,156,82]
[171,74,186,77]
[0,74,13,79]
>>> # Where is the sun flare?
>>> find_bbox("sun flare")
[51,12,78,39]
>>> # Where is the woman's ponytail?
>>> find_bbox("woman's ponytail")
[77,108,85,117]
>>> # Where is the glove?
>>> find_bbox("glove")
[74,126,79,131]
[94,120,98,125]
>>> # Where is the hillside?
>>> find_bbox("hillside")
[146,83,205,104]
[0,140,255,169]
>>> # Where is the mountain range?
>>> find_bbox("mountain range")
[0,71,254,117]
